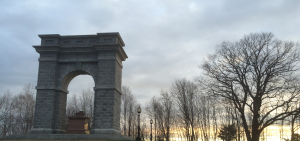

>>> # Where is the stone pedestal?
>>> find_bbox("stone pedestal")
[66,111,90,134]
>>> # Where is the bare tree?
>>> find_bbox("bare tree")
[140,116,149,141]
[146,90,175,141]
[11,84,35,134]
[120,85,138,138]
[146,97,159,141]
[0,91,13,123]
[0,90,13,138]
[200,32,300,141]
[160,91,175,141]
[79,89,94,128]
[211,97,220,141]
[66,94,80,117]
[130,103,139,139]
[287,103,300,141]
[195,94,209,141]
[0,84,36,138]
[121,85,132,136]
[170,78,198,141]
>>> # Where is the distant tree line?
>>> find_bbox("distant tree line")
[0,84,35,138]
[0,84,95,139]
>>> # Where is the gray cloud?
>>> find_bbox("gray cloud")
[0,0,299,105]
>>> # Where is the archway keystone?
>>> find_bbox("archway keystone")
[31,33,128,135]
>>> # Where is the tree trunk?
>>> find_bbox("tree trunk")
[252,132,260,141]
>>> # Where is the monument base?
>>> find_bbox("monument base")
[4,134,133,140]
[30,128,66,134]
[90,129,121,134]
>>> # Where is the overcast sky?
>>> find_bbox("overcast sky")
[0,0,299,105]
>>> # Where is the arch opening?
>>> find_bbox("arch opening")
[63,71,95,133]
[61,70,94,93]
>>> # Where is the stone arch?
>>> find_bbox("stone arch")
[61,70,95,93]
[31,33,128,135]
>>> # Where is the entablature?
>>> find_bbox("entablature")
[38,32,125,47]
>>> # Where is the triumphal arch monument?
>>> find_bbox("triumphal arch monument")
[31,33,127,135]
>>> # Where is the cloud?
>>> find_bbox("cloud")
[0,0,299,105]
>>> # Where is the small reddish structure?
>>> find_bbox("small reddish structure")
[66,111,90,134]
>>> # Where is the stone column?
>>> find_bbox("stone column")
[52,90,68,133]
[91,46,123,134]
[31,46,66,134]
[30,60,57,134]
